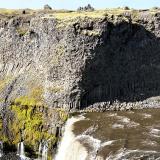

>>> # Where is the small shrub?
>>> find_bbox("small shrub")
[16,27,28,36]
[77,4,95,12]
[22,10,26,14]
[151,7,159,10]
[44,4,52,10]
[123,6,130,10]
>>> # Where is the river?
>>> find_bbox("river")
[1,109,160,160]
[55,109,160,160]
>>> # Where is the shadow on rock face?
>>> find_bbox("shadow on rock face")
[80,20,160,108]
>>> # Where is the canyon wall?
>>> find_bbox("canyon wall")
[0,9,160,157]
[0,10,160,111]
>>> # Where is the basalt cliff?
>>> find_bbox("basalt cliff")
[1,9,160,110]
[0,8,160,158]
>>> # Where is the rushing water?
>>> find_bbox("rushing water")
[42,142,48,160]
[17,142,25,159]
[38,141,48,160]
[56,109,160,160]
[55,116,88,160]
[0,141,3,158]
[38,142,42,159]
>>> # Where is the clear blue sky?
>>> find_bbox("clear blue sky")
[0,0,160,10]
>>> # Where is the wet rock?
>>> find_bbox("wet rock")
[0,153,21,160]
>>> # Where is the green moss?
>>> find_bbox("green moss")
[57,109,69,122]
[2,86,51,147]
[15,96,37,106]
[15,87,44,107]
[0,85,67,158]
[9,104,56,145]
[16,27,28,36]
[0,115,9,143]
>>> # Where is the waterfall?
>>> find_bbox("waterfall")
[17,143,20,155]
[17,142,25,159]
[38,141,48,160]
[55,116,116,160]
[42,142,48,160]
[55,116,88,160]
[38,142,42,159]
[0,141,3,157]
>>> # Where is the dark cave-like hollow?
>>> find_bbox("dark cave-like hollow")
[80,21,160,108]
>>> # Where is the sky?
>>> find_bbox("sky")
[0,0,160,10]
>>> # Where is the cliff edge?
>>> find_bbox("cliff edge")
[0,9,160,111]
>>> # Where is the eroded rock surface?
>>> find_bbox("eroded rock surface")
[0,10,160,110]
[0,11,160,108]
[0,8,160,158]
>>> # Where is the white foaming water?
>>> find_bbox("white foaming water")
[141,113,152,119]
[150,128,160,135]
[0,141,3,157]
[106,149,159,160]
[38,142,42,159]
[42,142,48,160]
[75,134,101,160]
[55,116,88,160]
[101,140,115,147]
[17,142,25,160]
[112,123,124,129]
[82,124,98,135]
[149,128,160,138]
[116,116,139,128]
[55,116,116,160]
[142,140,158,147]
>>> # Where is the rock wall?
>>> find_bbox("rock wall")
[0,9,160,158]
[0,11,160,110]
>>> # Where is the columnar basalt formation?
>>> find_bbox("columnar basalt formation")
[0,8,160,158]
[0,10,160,110]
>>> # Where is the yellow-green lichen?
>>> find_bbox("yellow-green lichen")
[15,86,44,107]
[0,83,68,158]
[0,9,21,15]
[51,44,65,65]
[0,76,13,91]
[48,85,64,93]
[16,27,28,36]
[7,104,58,158]
[30,86,43,100]
[57,108,69,122]
[0,117,2,130]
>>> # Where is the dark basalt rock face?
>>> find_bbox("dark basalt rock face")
[81,17,160,108]
[0,11,160,111]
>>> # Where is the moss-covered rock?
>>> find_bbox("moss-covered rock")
[0,95,68,158]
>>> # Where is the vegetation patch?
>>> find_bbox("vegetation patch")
[51,44,65,65]
[58,109,69,122]
[48,86,64,93]
[0,84,68,158]
[0,76,13,91]
[16,27,28,36]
